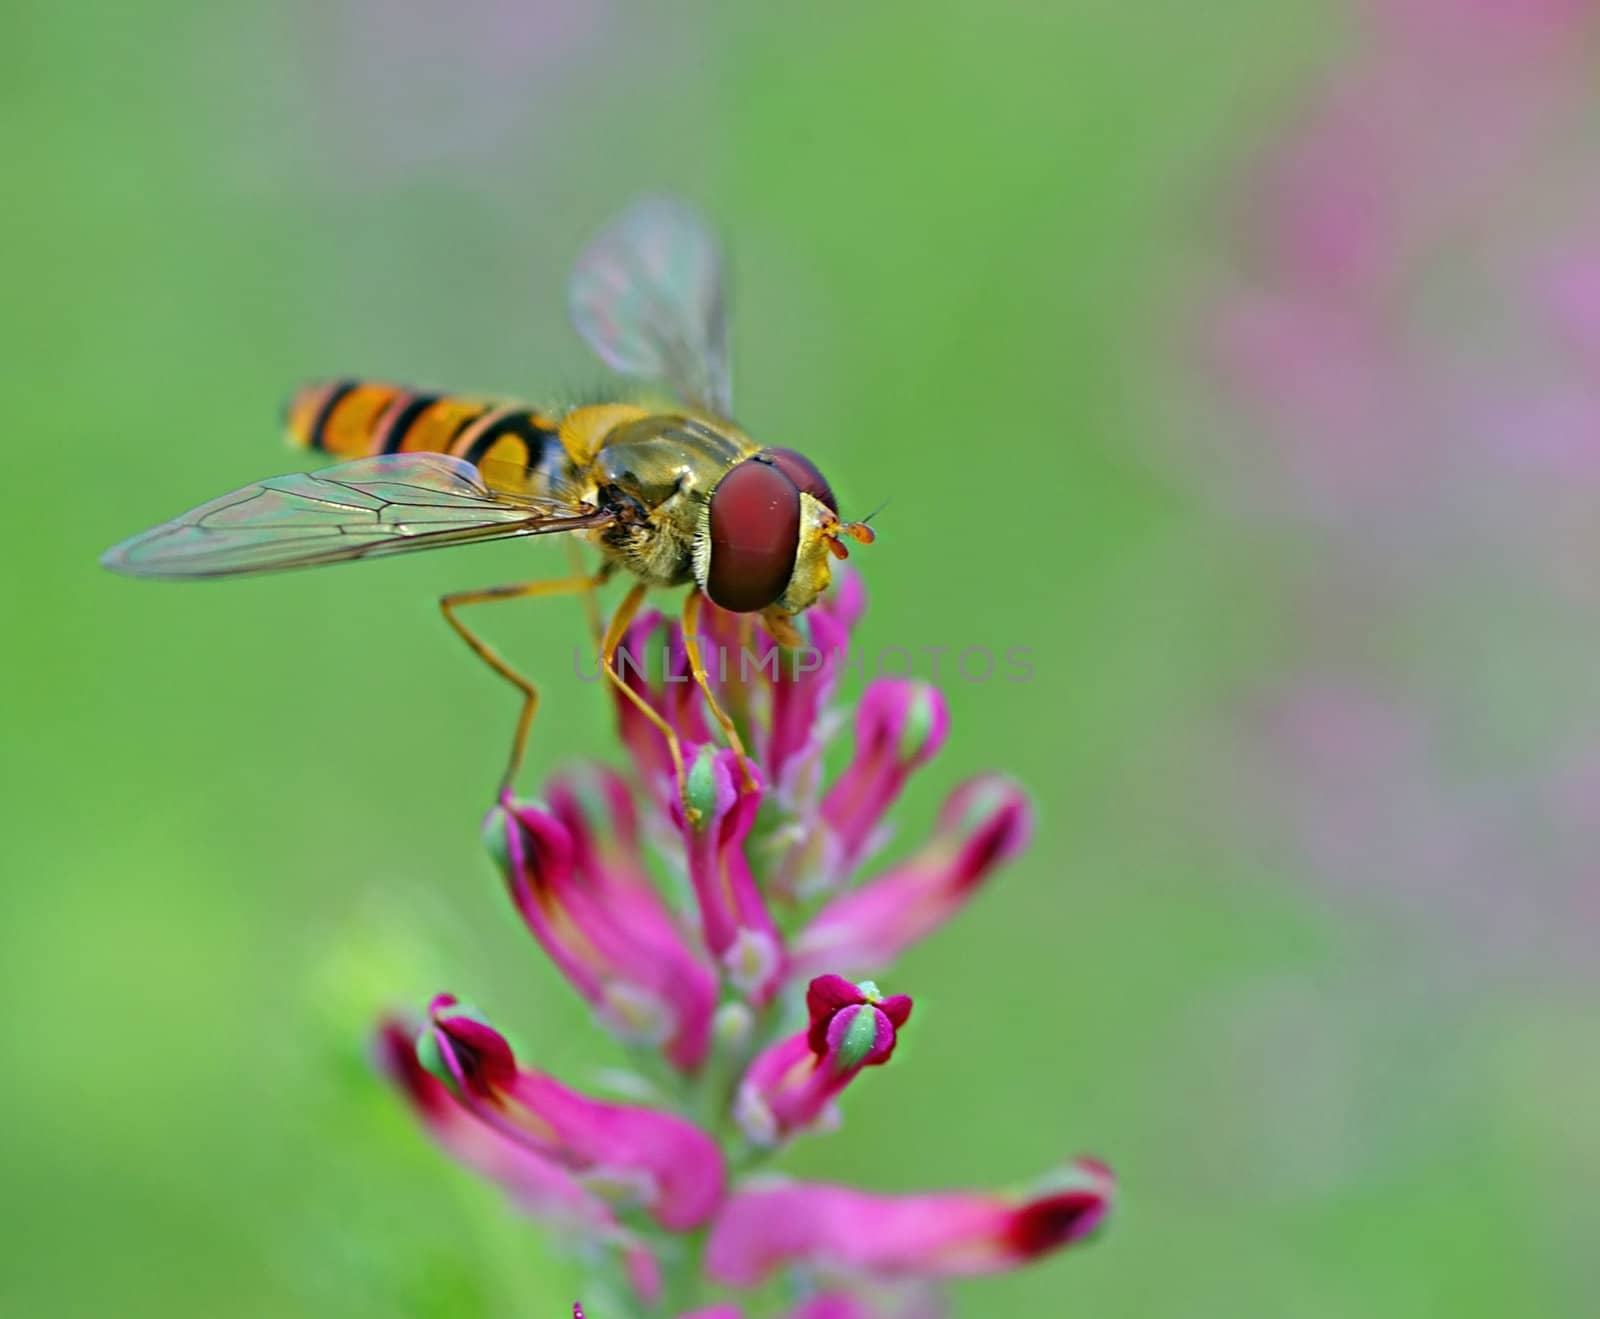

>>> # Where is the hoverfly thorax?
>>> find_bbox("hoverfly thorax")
[694,447,873,617]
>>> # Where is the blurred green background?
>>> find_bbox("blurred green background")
[5,1,1592,1315]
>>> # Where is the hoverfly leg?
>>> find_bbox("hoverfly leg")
[758,605,806,650]
[564,540,610,648]
[600,581,693,817]
[682,588,755,791]
[440,572,609,795]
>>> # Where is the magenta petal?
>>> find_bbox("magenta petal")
[428,995,518,1093]
[674,746,785,1002]
[375,1021,613,1234]
[495,1071,728,1231]
[805,974,866,1054]
[610,611,715,807]
[765,598,851,797]
[733,1032,814,1146]
[705,1160,1114,1285]
[781,1297,873,1319]
[802,680,950,889]
[736,980,911,1145]
[792,775,1032,978]
[497,781,718,1070]
[821,564,867,634]
[878,994,913,1031]
[413,1001,728,1231]
[675,1309,744,1319]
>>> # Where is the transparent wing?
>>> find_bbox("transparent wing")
[567,196,732,417]
[100,453,612,579]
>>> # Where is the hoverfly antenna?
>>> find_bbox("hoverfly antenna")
[827,504,879,560]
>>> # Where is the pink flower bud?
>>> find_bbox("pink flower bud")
[778,680,949,897]
[674,746,785,1003]
[734,975,912,1147]
[764,596,852,801]
[792,775,1032,978]
[705,1158,1114,1286]
[486,789,718,1071]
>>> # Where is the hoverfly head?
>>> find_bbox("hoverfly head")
[695,447,868,617]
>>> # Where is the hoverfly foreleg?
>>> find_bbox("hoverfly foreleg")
[681,588,755,791]
[600,581,696,817]
[440,572,609,794]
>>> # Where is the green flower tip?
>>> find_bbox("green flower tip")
[414,1026,451,1089]
[480,802,514,870]
[685,746,722,827]
[437,999,491,1030]
[833,1004,883,1072]
[897,686,940,763]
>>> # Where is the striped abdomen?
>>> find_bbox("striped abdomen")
[285,379,567,488]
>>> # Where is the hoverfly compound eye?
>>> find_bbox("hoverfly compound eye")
[759,447,837,514]
[704,456,803,612]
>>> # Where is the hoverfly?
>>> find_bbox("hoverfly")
[101,198,875,798]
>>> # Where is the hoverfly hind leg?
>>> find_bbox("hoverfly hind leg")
[440,572,609,795]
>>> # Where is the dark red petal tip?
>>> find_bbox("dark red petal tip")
[430,1001,518,1091]
[1007,1189,1111,1256]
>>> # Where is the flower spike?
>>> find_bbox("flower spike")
[375,566,1112,1312]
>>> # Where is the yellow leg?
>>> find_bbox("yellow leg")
[682,589,754,789]
[565,539,606,648]
[440,573,607,794]
[601,581,693,814]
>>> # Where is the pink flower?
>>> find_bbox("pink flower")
[772,679,950,901]
[485,783,718,1070]
[761,576,860,801]
[376,573,1110,1310]
[675,746,786,1003]
[734,975,912,1147]
[792,774,1032,978]
[416,995,726,1230]
[376,1020,613,1235]
[705,1158,1115,1286]
[610,609,708,799]
[815,680,949,879]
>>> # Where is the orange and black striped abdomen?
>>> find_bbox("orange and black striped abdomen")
[285,380,567,486]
